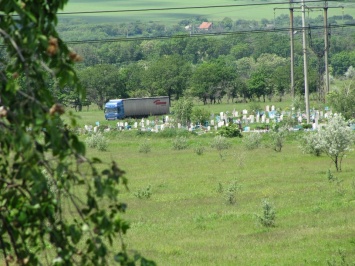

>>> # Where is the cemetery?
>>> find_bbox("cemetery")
[81,104,351,135]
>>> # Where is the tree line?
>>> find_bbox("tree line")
[49,14,355,109]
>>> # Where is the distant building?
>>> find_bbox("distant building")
[198,22,213,30]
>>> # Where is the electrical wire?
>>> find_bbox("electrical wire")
[56,0,343,15]
[62,23,355,45]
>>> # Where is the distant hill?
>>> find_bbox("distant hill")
[60,0,352,25]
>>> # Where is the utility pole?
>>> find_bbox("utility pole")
[289,1,295,99]
[324,1,330,95]
[301,0,310,123]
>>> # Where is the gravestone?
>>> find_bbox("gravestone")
[261,114,266,123]
[249,115,255,123]
[266,105,270,112]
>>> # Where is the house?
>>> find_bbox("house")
[198,22,213,30]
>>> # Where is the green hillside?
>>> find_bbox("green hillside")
[61,0,353,24]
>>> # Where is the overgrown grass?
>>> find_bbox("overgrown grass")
[76,126,355,265]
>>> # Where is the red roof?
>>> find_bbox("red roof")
[198,22,212,30]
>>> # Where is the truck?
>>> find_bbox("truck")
[104,96,170,120]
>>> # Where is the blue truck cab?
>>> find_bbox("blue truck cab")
[104,99,124,120]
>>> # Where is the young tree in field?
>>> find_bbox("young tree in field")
[0,1,153,265]
[302,115,354,171]
[319,115,355,171]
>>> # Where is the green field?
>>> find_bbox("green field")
[68,101,355,265]
[61,0,354,24]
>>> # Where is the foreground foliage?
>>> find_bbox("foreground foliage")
[0,1,153,265]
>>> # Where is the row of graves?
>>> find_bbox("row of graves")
[83,105,334,134]
[114,105,333,134]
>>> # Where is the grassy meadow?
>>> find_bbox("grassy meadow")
[66,100,355,265]
[61,0,353,25]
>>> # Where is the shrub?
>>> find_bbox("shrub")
[172,136,189,150]
[193,143,205,155]
[191,107,210,126]
[217,124,242,138]
[256,199,276,227]
[210,135,231,151]
[134,185,152,199]
[223,179,241,205]
[299,132,323,156]
[243,132,262,150]
[248,101,262,115]
[85,133,108,151]
[270,126,288,152]
[139,140,151,153]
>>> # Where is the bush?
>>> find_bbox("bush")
[223,179,241,205]
[210,135,231,151]
[134,185,152,199]
[191,107,210,126]
[193,143,205,155]
[243,132,262,150]
[139,140,151,153]
[172,136,189,150]
[270,126,288,152]
[299,132,323,156]
[217,124,242,138]
[85,133,108,151]
[256,199,276,227]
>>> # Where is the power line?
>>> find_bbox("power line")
[57,0,341,15]
[62,23,355,45]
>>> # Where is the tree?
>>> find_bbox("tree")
[142,55,191,100]
[173,97,194,126]
[78,64,122,110]
[248,70,268,101]
[327,81,355,120]
[0,1,153,265]
[302,115,354,171]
